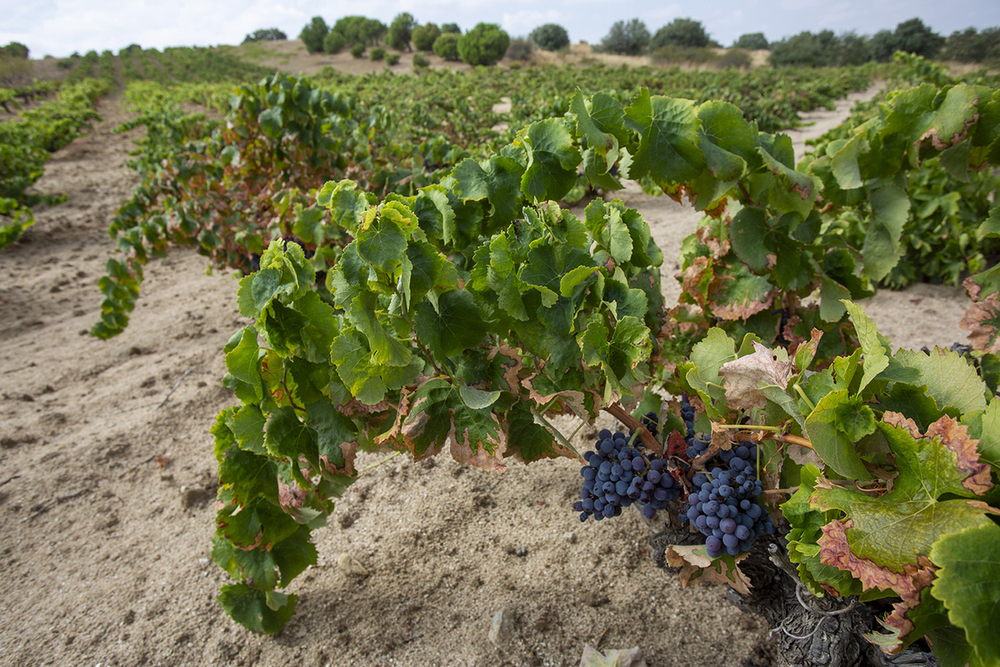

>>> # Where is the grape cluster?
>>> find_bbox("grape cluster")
[678,395,774,558]
[573,416,680,522]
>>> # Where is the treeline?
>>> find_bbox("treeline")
[296,14,510,66]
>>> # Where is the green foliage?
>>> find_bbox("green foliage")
[506,38,533,62]
[412,23,441,52]
[331,16,386,47]
[441,23,461,35]
[458,23,510,66]
[385,52,400,66]
[0,197,34,249]
[770,30,842,67]
[322,31,346,54]
[651,18,711,50]
[299,16,329,54]
[387,12,416,51]
[350,43,365,59]
[243,28,287,44]
[734,33,768,50]
[412,52,430,68]
[894,18,945,59]
[530,24,569,51]
[598,18,650,56]
[369,46,385,62]
[0,42,29,59]
[941,27,1000,65]
[433,33,460,61]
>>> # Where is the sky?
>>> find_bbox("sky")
[2,0,999,59]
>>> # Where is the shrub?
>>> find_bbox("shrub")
[433,33,461,61]
[412,52,431,68]
[506,37,533,61]
[769,30,840,67]
[651,18,711,50]
[385,52,400,66]
[530,23,569,51]
[412,23,441,51]
[299,17,329,54]
[508,60,523,70]
[350,43,366,58]
[387,12,416,51]
[733,32,768,50]
[598,19,649,55]
[894,18,945,59]
[323,31,347,54]
[369,46,385,61]
[458,23,510,66]
[441,23,461,34]
[868,29,897,62]
[717,48,752,69]
[243,28,287,44]
[332,16,386,46]
[0,42,29,59]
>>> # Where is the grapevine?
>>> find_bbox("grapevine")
[75,53,1000,667]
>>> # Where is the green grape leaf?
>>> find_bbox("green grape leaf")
[812,413,997,573]
[685,327,737,419]
[830,134,867,190]
[271,525,318,588]
[397,377,453,459]
[414,289,489,359]
[929,523,1000,667]
[977,205,1000,240]
[861,178,910,282]
[843,300,890,392]
[217,583,296,635]
[961,397,1000,470]
[225,328,263,401]
[758,139,820,217]
[228,404,267,455]
[355,213,407,274]
[450,399,506,472]
[625,90,705,185]
[504,402,573,463]
[217,446,277,504]
[577,315,651,402]
[890,347,988,416]
[305,401,358,475]
[804,390,874,480]
[265,407,317,463]
[520,118,581,203]
[729,206,772,273]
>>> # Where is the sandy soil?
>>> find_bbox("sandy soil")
[0,88,971,667]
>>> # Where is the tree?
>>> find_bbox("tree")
[838,31,869,65]
[243,28,287,44]
[769,30,840,67]
[299,17,329,54]
[332,16,386,47]
[323,31,347,54]
[651,18,710,50]
[530,23,570,51]
[941,27,1000,63]
[387,12,417,51]
[598,19,650,56]
[868,29,897,62]
[733,32,768,50]
[441,23,461,34]
[433,33,461,61]
[412,23,441,52]
[893,18,944,58]
[457,23,510,66]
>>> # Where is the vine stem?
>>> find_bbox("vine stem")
[715,423,783,432]
[530,407,581,458]
[602,403,662,455]
[361,450,403,472]
[793,384,815,412]
[781,434,814,450]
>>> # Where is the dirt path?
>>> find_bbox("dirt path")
[0,89,970,667]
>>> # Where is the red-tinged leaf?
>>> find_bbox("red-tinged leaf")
[818,519,936,654]
[580,646,648,667]
[662,544,752,595]
[449,405,507,473]
[960,279,1000,354]
[487,346,524,394]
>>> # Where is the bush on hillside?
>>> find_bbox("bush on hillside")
[651,18,711,50]
[507,37,533,61]
[243,28,287,44]
[0,42,29,59]
[941,26,1000,64]
[598,19,649,55]
[733,32,768,50]
[413,52,431,68]
[299,17,329,54]
[433,33,461,61]
[323,31,347,54]
[530,24,569,51]
[370,46,385,61]
[458,23,510,66]
[350,43,366,58]
[412,23,441,52]
[441,23,461,34]
[385,52,400,66]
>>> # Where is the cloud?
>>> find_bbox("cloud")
[501,9,562,37]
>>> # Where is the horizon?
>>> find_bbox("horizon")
[3,0,1000,60]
